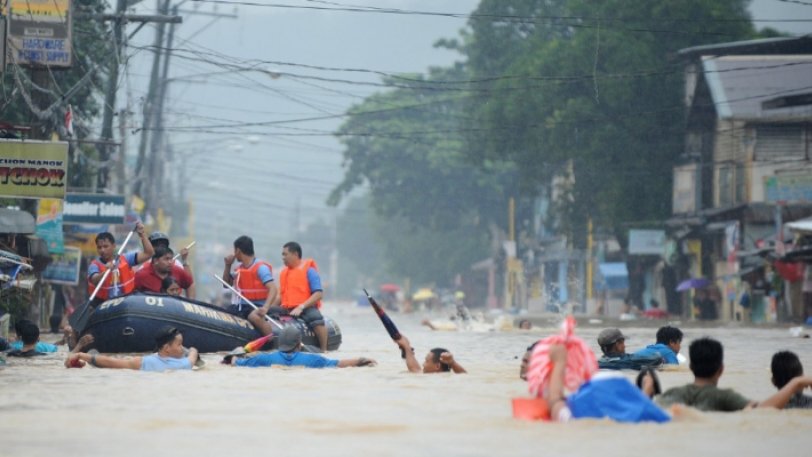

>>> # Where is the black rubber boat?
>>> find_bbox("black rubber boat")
[81,293,342,353]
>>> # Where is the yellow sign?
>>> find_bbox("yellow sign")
[0,140,68,199]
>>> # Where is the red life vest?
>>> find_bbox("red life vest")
[280,258,321,309]
[87,255,136,300]
[235,259,273,302]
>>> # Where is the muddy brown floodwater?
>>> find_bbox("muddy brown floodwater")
[2,304,811,457]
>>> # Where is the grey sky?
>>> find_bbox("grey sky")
[119,0,810,292]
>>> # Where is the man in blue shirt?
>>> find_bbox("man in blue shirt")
[65,327,199,372]
[633,326,683,365]
[7,319,58,353]
[232,326,375,369]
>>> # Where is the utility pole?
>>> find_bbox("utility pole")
[134,0,171,213]
[97,2,182,193]
[97,0,128,192]
[154,1,179,198]
[136,1,235,223]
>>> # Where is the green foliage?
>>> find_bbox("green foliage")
[332,0,764,282]
[0,287,31,324]
[1,1,113,187]
[459,0,757,246]
[1,0,112,130]
[330,69,509,284]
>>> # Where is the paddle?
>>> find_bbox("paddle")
[363,288,413,359]
[172,241,196,261]
[221,334,272,364]
[212,274,284,330]
[363,288,402,340]
[69,229,135,334]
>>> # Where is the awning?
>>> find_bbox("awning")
[787,218,812,234]
[596,262,629,291]
[0,208,35,233]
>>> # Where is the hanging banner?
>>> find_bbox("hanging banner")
[0,140,68,199]
[41,246,81,285]
[63,193,126,224]
[36,198,64,253]
[7,0,72,67]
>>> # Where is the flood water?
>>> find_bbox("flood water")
[2,303,811,457]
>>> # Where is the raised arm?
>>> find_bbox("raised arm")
[439,352,467,374]
[223,255,235,286]
[395,335,421,373]
[546,344,569,419]
[134,222,155,265]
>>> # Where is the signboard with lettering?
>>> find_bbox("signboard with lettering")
[7,0,72,67]
[63,193,126,224]
[765,175,812,203]
[42,246,81,285]
[0,140,68,199]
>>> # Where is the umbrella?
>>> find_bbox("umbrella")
[526,316,597,397]
[379,283,401,293]
[675,277,710,292]
[412,288,436,301]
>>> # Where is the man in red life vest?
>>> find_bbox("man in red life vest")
[222,236,277,336]
[87,222,154,307]
[267,241,328,352]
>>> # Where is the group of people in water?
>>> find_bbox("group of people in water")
[521,323,812,422]
[3,222,811,422]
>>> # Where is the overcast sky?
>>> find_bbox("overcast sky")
[120,0,811,276]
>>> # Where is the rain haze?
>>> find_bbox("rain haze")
[3,1,812,456]
[118,0,811,299]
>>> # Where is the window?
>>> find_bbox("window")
[754,125,806,161]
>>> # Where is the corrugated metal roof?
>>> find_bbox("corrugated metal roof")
[702,56,812,120]
[678,36,812,59]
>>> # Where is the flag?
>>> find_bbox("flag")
[65,105,74,137]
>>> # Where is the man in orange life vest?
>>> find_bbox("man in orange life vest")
[222,235,277,336]
[267,241,328,352]
[87,222,154,307]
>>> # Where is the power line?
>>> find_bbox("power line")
[188,0,812,27]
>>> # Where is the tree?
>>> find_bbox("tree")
[329,68,511,285]
[456,0,757,245]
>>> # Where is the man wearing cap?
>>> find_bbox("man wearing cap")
[597,328,663,371]
[230,326,375,368]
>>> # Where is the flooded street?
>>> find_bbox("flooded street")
[2,304,811,457]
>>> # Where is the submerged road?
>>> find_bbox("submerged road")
[2,303,812,456]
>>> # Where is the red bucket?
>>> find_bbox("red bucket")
[512,398,550,421]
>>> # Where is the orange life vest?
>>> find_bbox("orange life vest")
[280,258,321,309]
[235,259,273,302]
[87,255,136,300]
